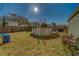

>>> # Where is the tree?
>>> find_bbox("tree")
[2,16,6,27]
[2,16,6,33]
[41,23,48,28]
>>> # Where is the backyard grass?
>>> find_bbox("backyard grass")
[0,32,66,56]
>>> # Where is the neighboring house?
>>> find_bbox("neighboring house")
[5,13,18,26]
[5,13,28,27]
[68,7,79,39]
[6,21,19,26]
[0,13,29,32]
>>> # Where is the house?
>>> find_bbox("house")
[68,7,79,39]
[6,21,19,26]
[0,13,31,32]
[0,15,20,32]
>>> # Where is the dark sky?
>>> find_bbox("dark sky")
[0,3,78,24]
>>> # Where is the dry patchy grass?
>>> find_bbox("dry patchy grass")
[0,32,66,56]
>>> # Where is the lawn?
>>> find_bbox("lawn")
[0,32,66,56]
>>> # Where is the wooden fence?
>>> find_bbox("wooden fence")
[0,26,28,33]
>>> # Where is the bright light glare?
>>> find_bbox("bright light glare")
[34,7,38,12]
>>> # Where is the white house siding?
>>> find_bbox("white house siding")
[68,13,79,39]
[8,21,19,26]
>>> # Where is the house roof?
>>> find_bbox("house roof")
[68,6,79,22]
